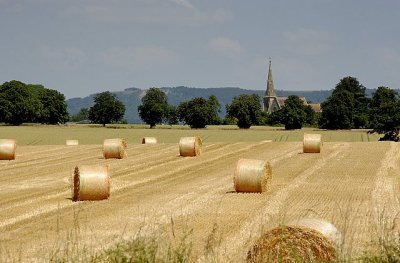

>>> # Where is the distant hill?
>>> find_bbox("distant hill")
[66,86,378,123]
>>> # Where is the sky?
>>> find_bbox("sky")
[1,0,400,99]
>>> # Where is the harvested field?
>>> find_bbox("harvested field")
[1,137,399,262]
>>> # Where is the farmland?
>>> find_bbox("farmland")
[0,125,399,262]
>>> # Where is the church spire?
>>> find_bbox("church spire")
[265,59,276,97]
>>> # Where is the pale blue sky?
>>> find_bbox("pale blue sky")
[1,0,399,98]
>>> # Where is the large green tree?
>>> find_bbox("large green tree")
[177,96,221,128]
[33,86,69,124]
[369,86,400,141]
[226,94,262,129]
[89,91,125,126]
[319,76,369,129]
[281,95,307,130]
[0,80,42,125]
[138,88,170,128]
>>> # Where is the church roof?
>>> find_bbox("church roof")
[308,103,322,112]
[276,96,307,107]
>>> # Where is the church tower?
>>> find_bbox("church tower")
[263,59,280,113]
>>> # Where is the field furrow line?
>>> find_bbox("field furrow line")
[121,144,303,235]
[197,143,348,262]
[0,144,224,211]
[111,142,265,190]
[0,144,178,180]
[42,143,301,255]
[0,146,101,173]
[0,142,271,230]
[371,142,400,232]
[108,143,225,177]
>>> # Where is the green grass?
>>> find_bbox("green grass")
[0,124,382,145]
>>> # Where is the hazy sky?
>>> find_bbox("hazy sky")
[1,0,400,99]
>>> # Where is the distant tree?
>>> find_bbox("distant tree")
[89,91,125,126]
[267,108,284,126]
[0,80,42,125]
[319,76,369,129]
[369,86,400,141]
[207,95,222,125]
[70,108,89,122]
[222,115,237,125]
[257,111,269,126]
[34,86,69,124]
[304,105,317,126]
[281,95,307,130]
[177,96,221,128]
[319,90,354,129]
[226,94,262,129]
[138,88,169,128]
[165,105,178,125]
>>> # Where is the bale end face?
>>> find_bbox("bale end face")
[103,138,127,159]
[179,136,202,157]
[303,134,322,153]
[0,139,16,160]
[234,159,272,193]
[246,225,337,263]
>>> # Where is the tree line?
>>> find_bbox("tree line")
[2,77,400,141]
[0,80,69,125]
[135,77,400,141]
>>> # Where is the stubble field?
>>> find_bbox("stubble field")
[0,125,398,262]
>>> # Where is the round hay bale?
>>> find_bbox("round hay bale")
[234,159,271,193]
[246,219,340,263]
[179,136,202,157]
[103,138,127,159]
[66,139,79,146]
[303,133,322,153]
[72,165,110,201]
[141,137,157,144]
[288,218,342,247]
[0,139,16,160]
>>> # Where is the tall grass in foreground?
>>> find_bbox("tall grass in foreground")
[359,210,400,263]
[48,230,192,263]
[35,206,400,263]
[47,210,193,263]
[44,228,400,263]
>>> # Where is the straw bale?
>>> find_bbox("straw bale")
[141,137,157,144]
[66,139,79,146]
[303,133,322,153]
[234,159,271,193]
[72,165,110,201]
[0,139,16,160]
[179,136,202,157]
[247,219,340,263]
[103,138,127,159]
[288,218,342,247]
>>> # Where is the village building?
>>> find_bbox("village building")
[262,60,321,113]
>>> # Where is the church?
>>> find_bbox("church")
[262,60,321,113]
